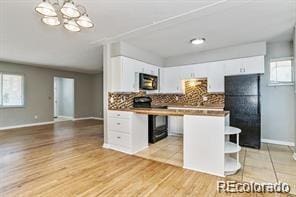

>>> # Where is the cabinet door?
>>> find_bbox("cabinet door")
[180,65,195,79]
[242,56,264,74]
[194,63,207,78]
[122,57,139,92]
[207,62,225,93]
[168,116,183,134]
[110,57,124,92]
[162,67,183,93]
[224,59,243,76]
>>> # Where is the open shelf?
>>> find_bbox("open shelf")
[225,126,241,135]
[225,141,241,154]
[225,156,241,175]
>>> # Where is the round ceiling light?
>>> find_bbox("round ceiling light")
[61,2,80,18]
[63,19,80,32]
[190,38,206,45]
[35,1,57,16]
[77,14,94,28]
[42,16,60,26]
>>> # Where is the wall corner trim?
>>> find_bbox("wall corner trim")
[261,139,295,146]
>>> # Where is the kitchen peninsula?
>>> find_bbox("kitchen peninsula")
[105,107,237,177]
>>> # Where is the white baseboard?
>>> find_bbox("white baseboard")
[103,143,110,149]
[0,117,104,131]
[0,121,54,131]
[168,132,183,137]
[261,139,295,146]
[74,117,104,121]
[57,116,73,119]
[92,117,104,120]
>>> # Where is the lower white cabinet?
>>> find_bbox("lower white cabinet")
[107,111,148,154]
[168,116,183,134]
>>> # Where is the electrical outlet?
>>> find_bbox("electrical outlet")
[34,115,38,119]
[293,152,296,161]
[202,96,208,101]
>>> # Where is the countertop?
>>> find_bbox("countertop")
[109,108,229,117]
[152,104,224,109]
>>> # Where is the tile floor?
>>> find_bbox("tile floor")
[135,136,296,195]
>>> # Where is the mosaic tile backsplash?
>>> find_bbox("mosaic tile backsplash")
[109,79,224,109]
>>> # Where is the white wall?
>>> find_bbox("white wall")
[164,41,266,67]
[261,41,295,145]
[111,42,164,66]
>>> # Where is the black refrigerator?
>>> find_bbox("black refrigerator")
[225,74,261,149]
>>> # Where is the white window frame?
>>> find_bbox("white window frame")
[268,57,294,86]
[0,72,25,108]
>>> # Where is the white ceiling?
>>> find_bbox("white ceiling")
[0,0,295,73]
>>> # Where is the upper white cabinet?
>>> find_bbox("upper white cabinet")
[207,62,225,93]
[161,67,184,94]
[224,56,264,76]
[110,55,265,93]
[110,56,159,92]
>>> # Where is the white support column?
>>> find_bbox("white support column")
[293,26,296,160]
[103,42,112,146]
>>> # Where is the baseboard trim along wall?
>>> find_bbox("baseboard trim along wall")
[0,121,55,131]
[73,117,104,121]
[0,117,104,131]
[261,139,295,146]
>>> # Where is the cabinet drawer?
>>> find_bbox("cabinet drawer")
[108,118,131,133]
[109,131,131,148]
[108,111,132,119]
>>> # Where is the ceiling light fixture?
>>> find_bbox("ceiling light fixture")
[35,0,94,32]
[190,38,206,45]
[63,19,80,32]
[42,16,61,26]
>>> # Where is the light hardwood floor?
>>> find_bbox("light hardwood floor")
[0,120,294,196]
[136,136,296,195]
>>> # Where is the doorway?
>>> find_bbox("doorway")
[54,77,75,122]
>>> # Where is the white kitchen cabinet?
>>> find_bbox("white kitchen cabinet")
[143,63,159,76]
[241,56,265,74]
[179,64,207,80]
[194,63,208,78]
[207,62,225,93]
[224,56,264,76]
[162,67,184,94]
[107,110,148,154]
[168,116,184,134]
[110,56,159,92]
[180,65,196,79]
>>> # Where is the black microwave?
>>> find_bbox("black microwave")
[139,73,158,90]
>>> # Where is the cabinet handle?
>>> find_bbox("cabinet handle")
[117,123,121,125]
[117,114,120,116]
[117,136,121,139]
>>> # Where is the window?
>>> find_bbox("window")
[0,73,24,107]
[269,58,293,85]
